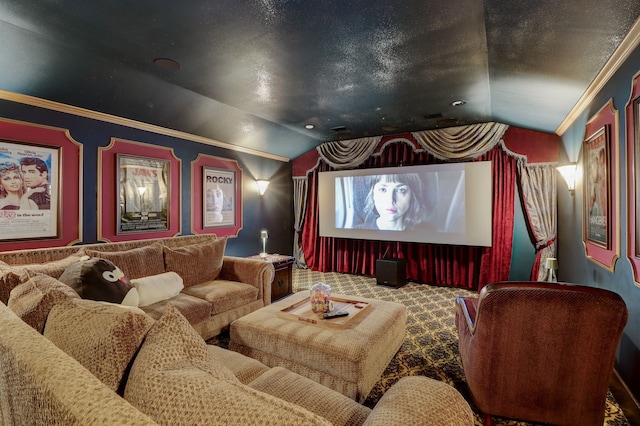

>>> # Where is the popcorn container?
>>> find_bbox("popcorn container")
[310,281,332,313]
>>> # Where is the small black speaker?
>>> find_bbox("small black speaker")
[376,258,406,288]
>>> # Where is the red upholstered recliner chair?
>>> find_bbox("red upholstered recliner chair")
[455,281,628,426]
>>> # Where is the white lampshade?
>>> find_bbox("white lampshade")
[256,180,270,196]
[556,164,577,194]
[544,257,558,270]
[544,257,558,282]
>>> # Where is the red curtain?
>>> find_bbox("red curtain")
[301,142,516,291]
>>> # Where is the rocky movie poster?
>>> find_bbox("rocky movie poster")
[118,155,169,234]
[203,167,235,228]
[0,140,58,241]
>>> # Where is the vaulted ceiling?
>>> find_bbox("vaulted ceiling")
[0,1,639,159]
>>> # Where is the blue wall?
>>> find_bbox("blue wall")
[510,187,537,281]
[0,99,294,257]
[558,47,640,398]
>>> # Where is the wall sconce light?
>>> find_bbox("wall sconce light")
[544,257,558,282]
[556,163,577,195]
[260,230,269,257]
[256,180,270,196]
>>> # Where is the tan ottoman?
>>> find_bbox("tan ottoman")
[229,291,407,403]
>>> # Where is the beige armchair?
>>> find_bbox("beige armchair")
[455,281,628,426]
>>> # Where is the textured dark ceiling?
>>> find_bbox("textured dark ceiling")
[0,1,639,159]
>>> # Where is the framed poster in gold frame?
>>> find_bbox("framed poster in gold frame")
[191,154,242,237]
[98,138,181,242]
[625,72,640,286]
[582,99,620,271]
[0,117,81,251]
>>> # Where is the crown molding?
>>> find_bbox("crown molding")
[0,89,289,162]
[556,16,640,136]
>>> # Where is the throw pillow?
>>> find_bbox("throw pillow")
[131,271,184,307]
[44,298,154,394]
[125,304,328,425]
[163,237,227,287]
[82,243,165,280]
[0,252,83,305]
[7,274,80,333]
[0,252,84,280]
[58,257,139,307]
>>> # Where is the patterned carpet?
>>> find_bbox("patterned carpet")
[289,268,629,426]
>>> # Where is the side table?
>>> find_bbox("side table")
[247,254,295,302]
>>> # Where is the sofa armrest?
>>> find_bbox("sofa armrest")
[364,376,473,426]
[218,256,275,306]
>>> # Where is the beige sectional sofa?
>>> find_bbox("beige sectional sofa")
[0,235,274,340]
[0,290,473,425]
[0,235,474,425]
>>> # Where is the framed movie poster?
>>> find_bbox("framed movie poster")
[584,126,609,247]
[582,99,620,272]
[0,140,59,241]
[0,118,81,251]
[203,166,236,228]
[625,72,640,286]
[117,154,170,234]
[191,154,243,237]
[98,138,181,242]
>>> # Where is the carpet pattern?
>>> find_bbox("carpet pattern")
[290,269,629,426]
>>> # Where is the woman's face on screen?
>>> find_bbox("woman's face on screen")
[372,176,412,223]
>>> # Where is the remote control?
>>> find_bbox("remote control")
[323,311,349,320]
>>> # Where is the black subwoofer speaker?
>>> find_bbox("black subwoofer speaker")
[376,258,406,288]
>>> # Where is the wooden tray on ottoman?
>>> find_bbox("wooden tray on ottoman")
[277,296,370,329]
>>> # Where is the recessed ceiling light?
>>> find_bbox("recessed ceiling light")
[153,57,181,71]
[305,124,315,129]
[450,100,466,107]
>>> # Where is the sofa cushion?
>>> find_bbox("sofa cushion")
[82,243,165,279]
[249,366,372,425]
[207,345,270,384]
[139,292,211,324]
[7,274,79,333]
[163,237,227,287]
[131,271,184,307]
[43,298,154,394]
[58,257,139,307]
[125,304,330,425]
[181,279,258,314]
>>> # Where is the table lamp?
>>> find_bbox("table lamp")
[260,230,269,258]
[544,257,558,282]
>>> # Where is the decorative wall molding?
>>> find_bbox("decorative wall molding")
[0,89,289,163]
